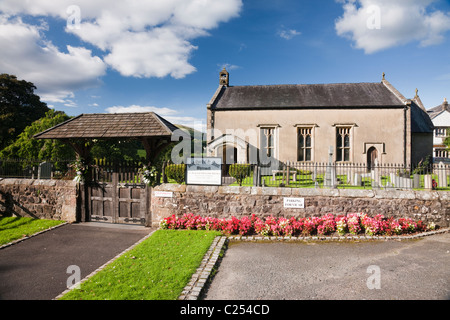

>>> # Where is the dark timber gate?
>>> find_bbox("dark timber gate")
[83,162,151,226]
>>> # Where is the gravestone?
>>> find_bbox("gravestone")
[324,146,337,188]
[423,174,433,190]
[371,159,381,188]
[38,161,52,179]
[413,174,421,189]
[389,172,413,189]
[353,173,362,186]
[438,162,447,188]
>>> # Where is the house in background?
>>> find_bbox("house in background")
[206,69,434,169]
[427,98,450,163]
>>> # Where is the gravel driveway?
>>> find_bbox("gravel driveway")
[203,232,450,300]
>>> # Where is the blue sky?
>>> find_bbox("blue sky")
[1,0,449,131]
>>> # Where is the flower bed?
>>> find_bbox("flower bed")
[160,213,438,238]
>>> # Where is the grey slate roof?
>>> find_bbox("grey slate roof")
[411,102,434,133]
[427,99,449,120]
[34,112,182,139]
[211,82,405,110]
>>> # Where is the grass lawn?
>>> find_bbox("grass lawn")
[59,229,221,300]
[0,216,65,246]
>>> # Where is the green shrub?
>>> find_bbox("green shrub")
[165,164,186,184]
[229,164,251,186]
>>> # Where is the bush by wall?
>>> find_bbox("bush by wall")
[165,164,186,184]
[229,164,252,186]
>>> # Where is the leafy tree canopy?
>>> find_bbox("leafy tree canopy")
[0,74,50,150]
[91,139,145,162]
[0,109,74,160]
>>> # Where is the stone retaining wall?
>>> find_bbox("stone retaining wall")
[2,178,449,229]
[151,184,450,228]
[0,179,78,222]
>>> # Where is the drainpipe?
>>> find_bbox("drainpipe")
[404,106,407,166]
[404,102,411,168]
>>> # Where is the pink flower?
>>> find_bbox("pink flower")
[239,216,253,235]
[336,215,347,235]
[347,213,362,234]
[159,213,430,238]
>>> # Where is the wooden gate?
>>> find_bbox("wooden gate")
[85,167,150,226]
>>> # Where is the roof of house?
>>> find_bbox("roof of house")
[427,98,449,120]
[209,82,406,110]
[34,112,182,139]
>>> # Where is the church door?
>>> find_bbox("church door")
[367,147,378,171]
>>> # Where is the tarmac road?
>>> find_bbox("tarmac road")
[203,232,450,300]
[0,222,152,300]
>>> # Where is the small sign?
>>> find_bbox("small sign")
[154,191,173,198]
[283,197,305,209]
[186,157,222,186]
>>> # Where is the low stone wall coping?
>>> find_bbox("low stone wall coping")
[154,183,450,200]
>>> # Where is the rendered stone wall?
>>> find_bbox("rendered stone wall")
[151,184,450,228]
[0,179,78,222]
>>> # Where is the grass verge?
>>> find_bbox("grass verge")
[59,229,221,300]
[0,216,65,246]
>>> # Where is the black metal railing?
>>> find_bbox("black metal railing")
[219,161,450,190]
[0,159,74,180]
[3,158,450,191]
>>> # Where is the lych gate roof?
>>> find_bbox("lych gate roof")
[211,82,406,110]
[34,112,181,139]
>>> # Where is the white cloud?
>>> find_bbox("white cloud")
[106,105,205,132]
[102,28,197,79]
[335,0,450,54]
[0,15,106,104]
[106,105,179,116]
[218,63,240,71]
[278,28,301,40]
[0,0,243,80]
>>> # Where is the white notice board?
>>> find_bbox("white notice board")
[283,197,305,209]
[186,158,222,186]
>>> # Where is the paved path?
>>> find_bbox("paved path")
[0,222,152,300]
[204,232,450,300]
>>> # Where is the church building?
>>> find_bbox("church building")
[206,69,433,169]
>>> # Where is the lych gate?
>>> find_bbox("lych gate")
[34,112,189,226]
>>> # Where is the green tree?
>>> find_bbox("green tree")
[91,139,145,162]
[444,128,450,152]
[0,74,50,150]
[229,164,252,186]
[0,109,74,161]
